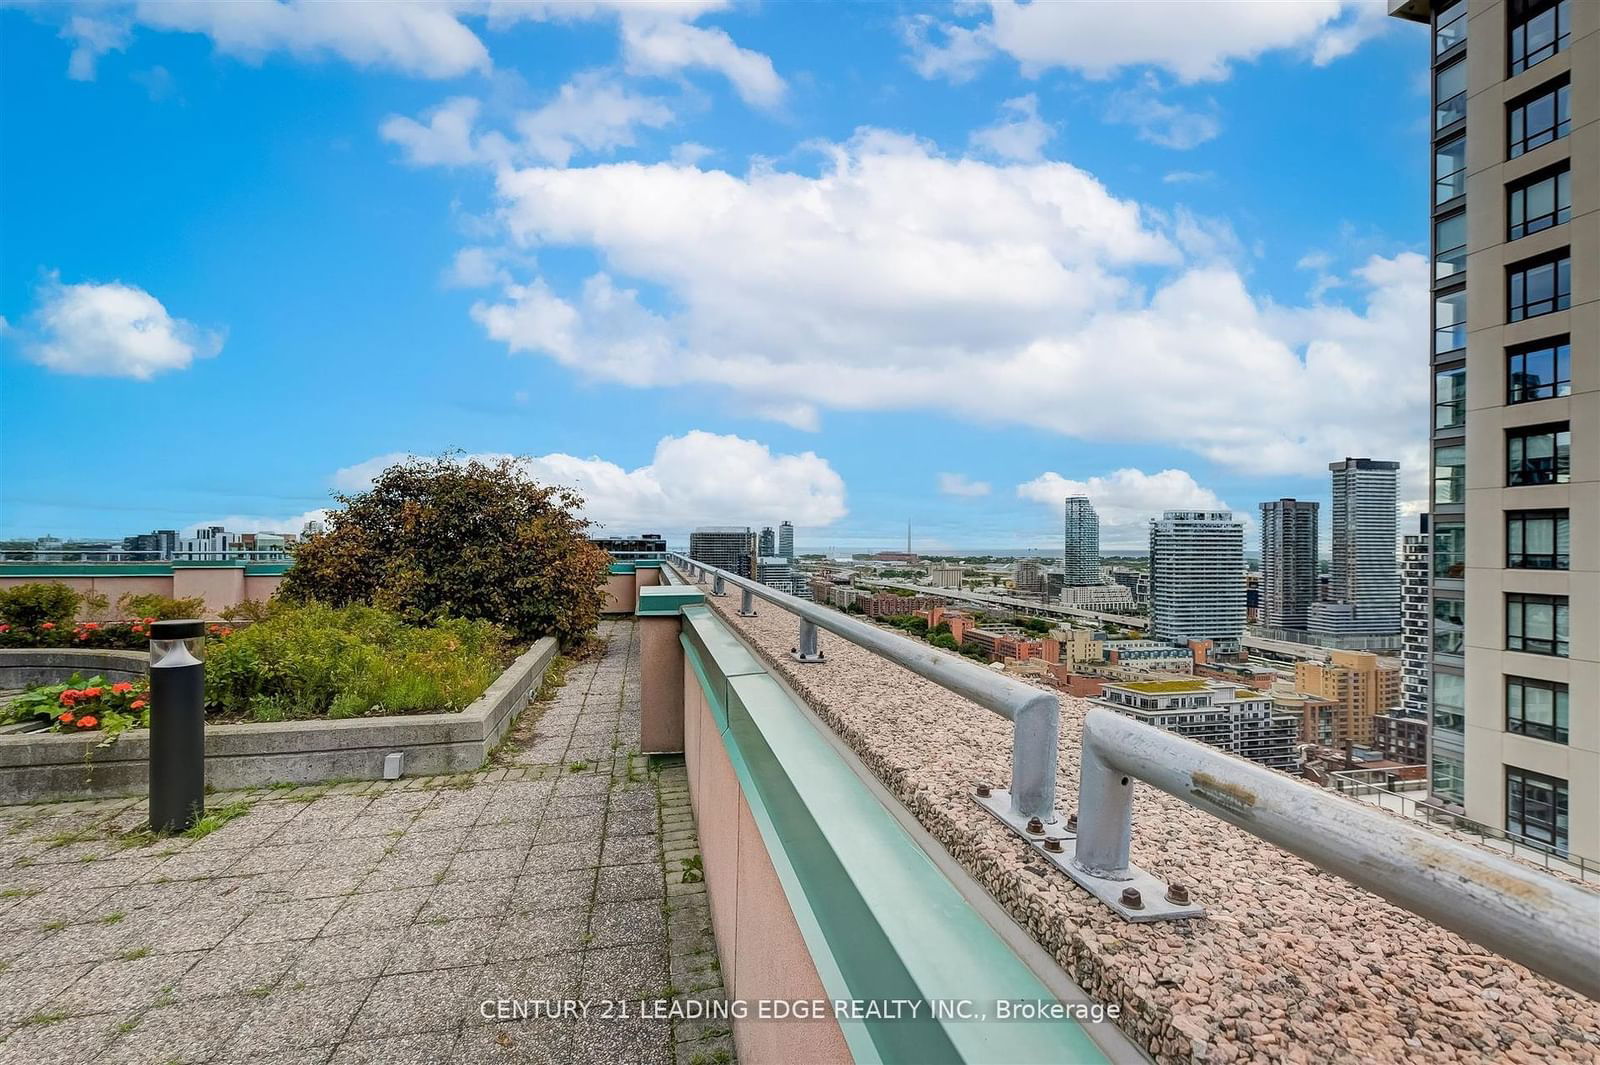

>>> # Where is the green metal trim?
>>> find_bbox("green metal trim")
[242,564,292,575]
[634,560,664,569]
[680,635,728,730]
[608,562,637,574]
[684,614,1106,1065]
[636,586,704,616]
[171,560,255,569]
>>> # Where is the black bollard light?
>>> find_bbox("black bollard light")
[149,619,206,833]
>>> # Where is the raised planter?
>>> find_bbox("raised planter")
[0,637,558,803]
[0,649,148,689]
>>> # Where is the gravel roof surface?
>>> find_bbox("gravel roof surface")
[703,593,1600,1065]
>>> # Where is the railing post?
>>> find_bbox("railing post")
[791,618,824,662]
[713,573,726,597]
[739,588,756,617]
[1071,738,1134,880]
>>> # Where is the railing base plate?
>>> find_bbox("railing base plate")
[974,789,1204,923]
[739,610,758,617]
[790,650,825,663]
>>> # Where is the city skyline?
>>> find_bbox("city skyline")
[1,4,1434,550]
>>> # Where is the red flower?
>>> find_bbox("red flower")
[83,687,103,698]
[143,617,156,624]
[130,699,147,711]
[40,622,55,630]
[59,690,80,706]
[77,716,98,729]
[58,711,75,724]
[0,624,9,632]
[111,682,134,695]
[221,627,234,637]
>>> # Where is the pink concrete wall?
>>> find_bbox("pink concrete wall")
[0,572,278,620]
[688,682,850,1063]
[636,567,661,588]
[601,572,635,614]
[638,616,685,753]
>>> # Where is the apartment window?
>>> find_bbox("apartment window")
[1507,252,1570,321]
[1432,753,1465,806]
[1433,671,1465,733]
[1434,368,1466,431]
[1507,337,1571,403]
[1508,166,1570,241]
[1433,443,1466,504]
[1435,60,1467,130]
[1434,212,1467,282]
[1506,423,1570,485]
[1433,520,1465,578]
[1507,510,1570,570]
[1506,676,1569,744]
[1506,594,1568,657]
[1506,767,1567,854]
[1509,0,1570,75]
[1508,78,1569,157]
[1434,136,1466,204]
[1436,0,1468,54]
[1434,597,1465,657]
[1434,289,1466,355]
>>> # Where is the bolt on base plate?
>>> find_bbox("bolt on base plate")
[739,610,758,617]
[789,649,825,663]
[973,788,1204,923]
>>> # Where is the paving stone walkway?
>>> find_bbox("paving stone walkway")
[0,620,734,1065]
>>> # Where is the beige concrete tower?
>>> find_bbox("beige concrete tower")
[1393,0,1597,861]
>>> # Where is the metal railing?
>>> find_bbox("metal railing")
[669,554,1062,822]
[1337,776,1597,882]
[673,553,1600,999]
[3,550,292,563]
[1077,708,1599,999]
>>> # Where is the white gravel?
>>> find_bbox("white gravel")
[703,592,1600,1065]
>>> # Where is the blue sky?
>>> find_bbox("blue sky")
[0,1,1430,551]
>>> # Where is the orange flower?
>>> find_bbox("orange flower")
[83,687,103,698]
[111,682,134,694]
[59,690,80,706]
[77,716,98,729]
[221,627,234,637]
[130,699,147,711]
[58,711,75,724]
[143,617,155,624]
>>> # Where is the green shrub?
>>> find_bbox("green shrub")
[203,603,510,721]
[117,593,205,621]
[277,454,610,645]
[0,583,83,629]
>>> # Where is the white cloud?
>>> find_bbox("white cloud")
[191,510,329,538]
[671,142,715,166]
[381,97,500,168]
[1105,76,1221,150]
[619,16,784,108]
[751,401,820,432]
[1017,467,1233,548]
[62,14,130,80]
[465,130,1426,480]
[19,274,223,380]
[970,94,1054,162]
[443,246,509,289]
[906,0,1384,84]
[938,473,991,498]
[1162,169,1214,184]
[329,431,847,532]
[133,0,492,79]
[516,72,674,166]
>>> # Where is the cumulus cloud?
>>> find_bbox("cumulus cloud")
[18,274,223,380]
[62,14,130,80]
[464,130,1426,480]
[516,72,674,166]
[1017,467,1234,548]
[380,96,502,168]
[329,432,846,533]
[191,510,329,537]
[134,0,492,79]
[938,473,991,498]
[619,16,784,108]
[905,0,1384,84]
[969,94,1054,162]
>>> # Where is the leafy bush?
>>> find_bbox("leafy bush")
[0,583,83,629]
[204,603,510,721]
[278,454,610,645]
[3,675,150,740]
[117,593,205,621]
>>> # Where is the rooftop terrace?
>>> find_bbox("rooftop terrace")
[683,562,1599,1062]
